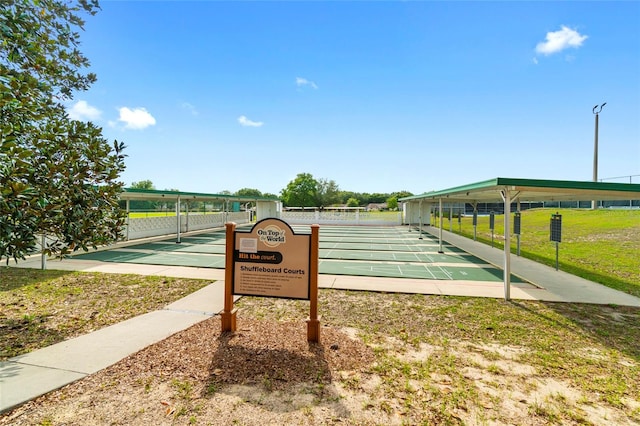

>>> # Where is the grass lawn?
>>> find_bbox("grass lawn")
[0,268,210,360]
[444,208,640,297]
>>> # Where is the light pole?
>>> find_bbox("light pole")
[592,102,606,209]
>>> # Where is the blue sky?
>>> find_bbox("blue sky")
[67,1,640,196]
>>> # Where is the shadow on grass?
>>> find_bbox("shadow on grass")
[0,268,73,292]
[519,249,640,298]
[451,230,640,298]
[512,300,640,362]
[0,315,66,361]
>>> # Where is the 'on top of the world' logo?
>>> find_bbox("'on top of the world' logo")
[257,224,286,247]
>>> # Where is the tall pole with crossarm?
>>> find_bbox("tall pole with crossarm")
[592,103,606,209]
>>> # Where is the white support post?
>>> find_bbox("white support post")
[126,199,130,241]
[176,196,181,244]
[501,188,511,301]
[418,200,423,239]
[438,198,444,253]
[449,204,453,232]
[516,199,521,256]
[184,201,188,233]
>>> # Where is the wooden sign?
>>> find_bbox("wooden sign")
[233,218,310,299]
[221,219,320,342]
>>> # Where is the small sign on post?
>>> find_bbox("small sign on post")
[550,213,562,270]
[221,218,320,342]
[513,212,521,256]
[472,211,478,241]
[489,211,495,248]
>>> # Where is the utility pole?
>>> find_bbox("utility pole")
[592,103,606,209]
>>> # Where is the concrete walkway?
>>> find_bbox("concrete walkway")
[2,228,639,414]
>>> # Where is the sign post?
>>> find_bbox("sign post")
[222,219,320,343]
[307,224,320,342]
[221,222,237,332]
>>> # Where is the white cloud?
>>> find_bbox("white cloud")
[535,26,588,56]
[117,107,156,130]
[68,100,101,121]
[180,102,198,116]
[237,115,264,127]
[296,77,318,90]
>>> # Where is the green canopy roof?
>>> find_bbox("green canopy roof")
[120,188,279,203]
[400,177,640,203]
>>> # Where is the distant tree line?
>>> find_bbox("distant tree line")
[125,181,279,212]
[279,173,412,209]
[125,174,412,212]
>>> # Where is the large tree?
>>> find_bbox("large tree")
[280,173,318,207]
[130,180,155,190]
[316,178,340,207]
[1,0,126,263]
[235,188,263,198]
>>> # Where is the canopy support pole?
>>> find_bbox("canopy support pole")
[418,200,423,239]
[176,196,181,244]
[500,188,511,301]
[438,198,444,253]
[126,199,130,241]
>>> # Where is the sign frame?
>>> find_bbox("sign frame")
[232,218,311,300]
[221,218,320,342]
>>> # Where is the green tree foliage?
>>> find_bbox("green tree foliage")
[367,193,388,204]
[1,0,127,263]
[392,190,413,199]
[346,197,360,207]
[234,188,262,210]
[280,173,318,207]
[235,188,263,197]
[278,173,411,208]
[386,196,398,210]
[130,180,155,190]
[316,178,340,207]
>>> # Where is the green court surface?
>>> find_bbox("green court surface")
[74,225,526,283]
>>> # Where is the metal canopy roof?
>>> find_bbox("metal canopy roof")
[119,188,279,203]
[399,177,640,203]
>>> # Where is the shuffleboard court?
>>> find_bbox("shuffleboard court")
[73,224,529,284]
[319,249,485,264]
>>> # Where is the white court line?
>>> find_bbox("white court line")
[421,264,438,279]
[438,265,454,280]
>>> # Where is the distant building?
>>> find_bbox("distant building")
[366,203,388,211]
